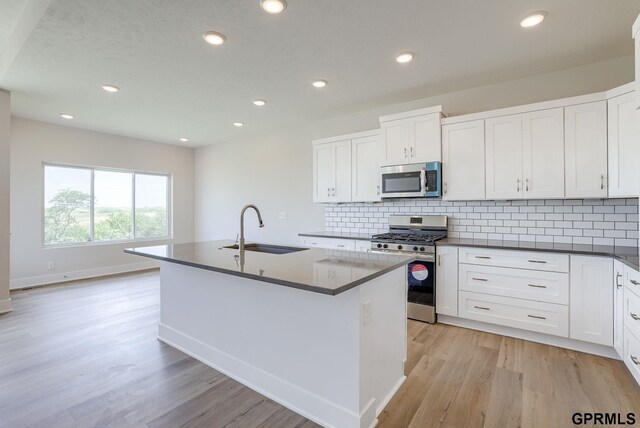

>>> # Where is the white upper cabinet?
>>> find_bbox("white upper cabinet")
[485,114,523,200]
[634,15,639,109]
[312,139,352,203]
[380,107,442,166]
[564,102,608,198]
[442,120,485,201]
[522,108,565,199]
[608,91,640,197]
[351,134,382,202]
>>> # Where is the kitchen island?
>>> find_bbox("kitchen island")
[125,240,413,428]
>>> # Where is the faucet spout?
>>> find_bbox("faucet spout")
[239,204,265,252]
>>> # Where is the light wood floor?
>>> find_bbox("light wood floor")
[1,272,639,428]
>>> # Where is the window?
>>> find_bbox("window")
[44,164,171,245]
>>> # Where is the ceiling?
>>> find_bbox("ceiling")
[1,0,639,147]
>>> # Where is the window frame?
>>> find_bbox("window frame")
[42,162,173,248]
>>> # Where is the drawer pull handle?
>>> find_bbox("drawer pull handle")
[617,273,623,289]
[631,280,640,286]
[337,245,345,248]
[632,356,640,366]
[528,260,547,264]
[472,277,488,282]
[475,256,491,259]
[474,305,490,311]
[528,284,547,289]
[528,314,547,320]
[631,313,640,321]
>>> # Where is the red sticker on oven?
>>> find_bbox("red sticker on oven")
[411,264,429,281]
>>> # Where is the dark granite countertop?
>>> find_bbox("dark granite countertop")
[298,231,372,241]
[437,238,640,271]
[125,240,414,296]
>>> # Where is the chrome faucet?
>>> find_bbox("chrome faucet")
[239,204,264,252]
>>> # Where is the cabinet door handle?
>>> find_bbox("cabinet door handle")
[377,185,380,196]
[528,284,547,289]
[517,178,520,192]
[632,355,640,366]
[332,187,336,197]
[444,182,447,195]
[475,255,491,259]
[528,260,547,264]
[528,314,547,320]
[631,279,640,286]
[410,146,414,158]
[616,273,623,289]
[327,188,331,197]
[601,174,605,190]
[404,147,408,158]
[472,277,488,282]
[438,255,441,267]
[526,178,529,192]
[631,313,640,321]
[474,305,490,310]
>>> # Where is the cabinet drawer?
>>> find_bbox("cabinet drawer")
[300,237,356,251]
[458,247,569,272]
[625,265,640,295]
[458,291,569,337]
[624,327,640,386]
[624,286,640,341]
[458,264,569,304]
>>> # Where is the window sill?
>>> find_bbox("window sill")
[43,237,173,250]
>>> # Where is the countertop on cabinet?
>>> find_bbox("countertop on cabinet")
[125,240,414,296]
[437,238,639,271]
[298,231,373,241]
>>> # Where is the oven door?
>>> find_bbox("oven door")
[380,164,426,198]
[407,257,436,323]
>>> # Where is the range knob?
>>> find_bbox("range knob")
[383,244,388,249]
[377,243,382,248]
[420,247,425,252]
[397,245,403,250]
[413,246,418,251]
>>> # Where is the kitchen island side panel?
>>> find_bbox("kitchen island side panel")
[157,261,406,428]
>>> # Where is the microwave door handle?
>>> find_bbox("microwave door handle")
[420,169,426,196]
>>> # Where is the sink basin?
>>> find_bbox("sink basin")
[223,243,308,255]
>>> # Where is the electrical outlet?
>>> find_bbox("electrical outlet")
[363,300,372,326]
[47,261,55,270]
[279,211,287,220]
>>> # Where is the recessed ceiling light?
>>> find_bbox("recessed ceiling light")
[179,137,189,143]
[102,84,119,93]
[234,122,244,127]
[312,80,327,88]
[202,31,226,46]
[520,11,547,28]
[260,0,287,14]
[253,99,266,106]
[396,52,414,63]
[60,113,74,119]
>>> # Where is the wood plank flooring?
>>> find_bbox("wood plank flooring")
[1,272,639,428]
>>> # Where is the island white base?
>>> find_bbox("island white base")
[157,262,408,428]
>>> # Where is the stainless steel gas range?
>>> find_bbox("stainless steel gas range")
[371,215,448,323]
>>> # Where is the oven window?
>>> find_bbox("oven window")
[407,261,434,306]
[382,172,422,193]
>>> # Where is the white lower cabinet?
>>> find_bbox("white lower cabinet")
[614,260,625,357]
[458,291,569,337]
[569,256,614,346]
[435,246,458,316]
[624,328,640,385]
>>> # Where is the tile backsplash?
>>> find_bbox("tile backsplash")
[325,198,639,247]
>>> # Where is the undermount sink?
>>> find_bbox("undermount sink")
[223,243,308,255]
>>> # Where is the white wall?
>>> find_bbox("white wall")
[0,90,11,312]
[10,118,195,289]
[195,55,635,244]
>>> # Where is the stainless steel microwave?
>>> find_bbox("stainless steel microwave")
[380,162,442,199]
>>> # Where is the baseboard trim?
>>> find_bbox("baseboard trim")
[375,375,406,416]
[9,261,159,290]
[0,298,12,314]
[158,323,365,428]
[438,315,620,360]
